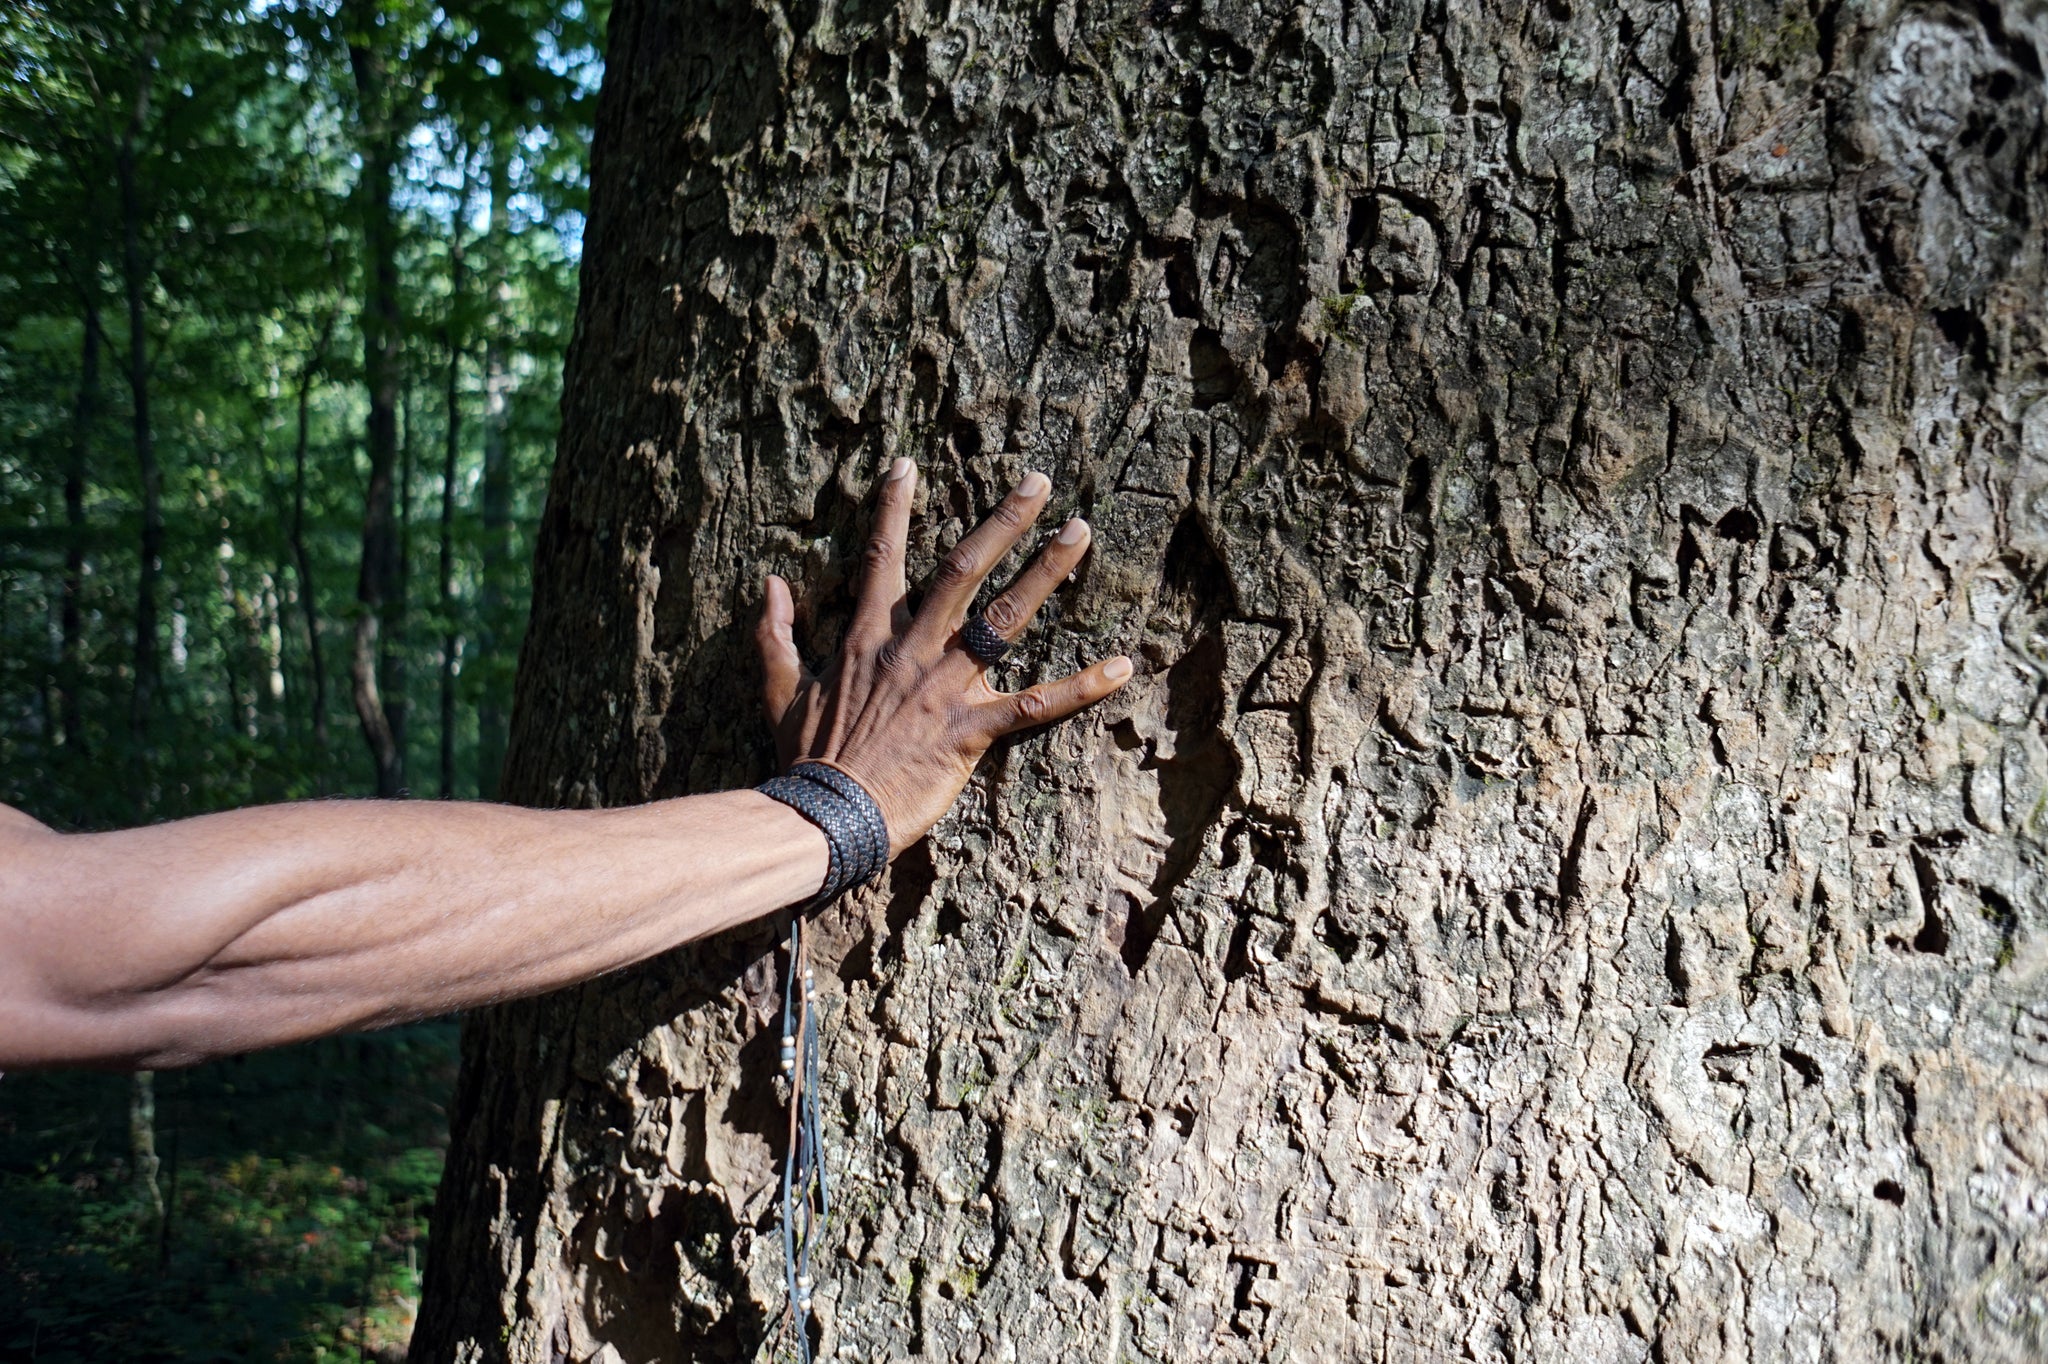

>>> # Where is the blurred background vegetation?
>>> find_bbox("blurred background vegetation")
[1,1,606,1356]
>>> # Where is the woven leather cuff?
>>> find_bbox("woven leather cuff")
[757,761,890,901]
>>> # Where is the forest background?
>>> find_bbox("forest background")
[0,2,605,1357]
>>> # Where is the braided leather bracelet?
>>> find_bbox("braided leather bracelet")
[786,762,888,886]
[757,762,888,898]
[754,760,890,1361]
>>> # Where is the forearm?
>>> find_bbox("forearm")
[0,792,826,1069]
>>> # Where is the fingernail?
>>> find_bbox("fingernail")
[1056,517,1089,545]
[1103,656,1133,681]
[1018,471,1050,497]
[888,457,913,481]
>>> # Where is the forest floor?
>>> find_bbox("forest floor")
[0,1022,458,1362]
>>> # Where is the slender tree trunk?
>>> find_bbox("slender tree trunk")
[348,18,406,798]
[417,4,2048,1363]
[128,1070,161,1223]
[217,545,267,745]
[216,547,247,740]
[155,1119,179,1270]
[290,326,333,763]
[256,572,287,799]
[116,23,162,775]
[474,141,513,801]
[441,161,473,798]
[60,302,99,753]
[392,379,416,765]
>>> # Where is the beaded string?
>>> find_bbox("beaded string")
[780,910,826,1361]
[757,762,888,1364]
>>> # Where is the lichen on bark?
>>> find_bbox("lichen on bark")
[414,2,2048,1361]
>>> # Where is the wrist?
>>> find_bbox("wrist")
[757,762,891,901]
[734,790,833,905]
[804,755,919,857]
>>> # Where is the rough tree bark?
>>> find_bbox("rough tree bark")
[416,2,2048,1361]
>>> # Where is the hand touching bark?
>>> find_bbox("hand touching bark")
[2,459,1137,1069]
[755,459,1130,856]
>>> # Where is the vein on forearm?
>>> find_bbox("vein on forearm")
[2,792,827,1068]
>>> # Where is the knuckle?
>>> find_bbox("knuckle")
[982,596,1024,634]
[988,499,1026,530]
[1012,688,1050,725]
[873,638,907,676]
[933,547,979,591]
[862,536,896,571]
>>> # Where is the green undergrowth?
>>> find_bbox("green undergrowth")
[0,1023,459,1363]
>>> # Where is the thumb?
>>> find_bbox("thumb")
[756,574,804,721]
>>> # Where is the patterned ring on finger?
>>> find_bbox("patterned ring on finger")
[960,613,1012,668]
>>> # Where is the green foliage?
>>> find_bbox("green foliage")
[0,1026,460,1362]
[0,0,605,824]
[0,2,606,1357]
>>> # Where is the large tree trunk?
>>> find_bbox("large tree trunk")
[416,3,2048,1362]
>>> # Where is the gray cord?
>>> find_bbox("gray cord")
[756,760,889,1362]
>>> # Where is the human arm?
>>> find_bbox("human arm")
[0,791,830,1069]
[0,460,1127,1070]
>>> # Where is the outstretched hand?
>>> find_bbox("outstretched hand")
[755,459,1131,857]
